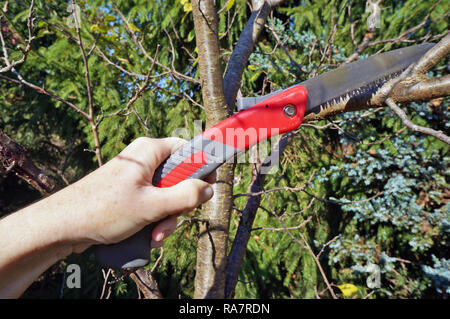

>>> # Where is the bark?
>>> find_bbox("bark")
[0,131,56,195]
[191,0,233,299]
[129,269,163,299]
[223,1,272,111]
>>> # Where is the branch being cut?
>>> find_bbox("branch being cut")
[305,33,450,122]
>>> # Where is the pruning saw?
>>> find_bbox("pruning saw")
[95,42,434,268]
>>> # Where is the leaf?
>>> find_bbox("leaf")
[128,23,141,32]
[249,70,262,82]
[187,29,195,42]
[183,2,192,13]
[226,0,235,11]
[337,283,359,297]
[37,29,52,38]
[104,14,116,22]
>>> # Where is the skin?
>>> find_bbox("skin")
[0,137,215,298]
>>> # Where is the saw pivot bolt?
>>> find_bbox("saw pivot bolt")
[283,105,296,118]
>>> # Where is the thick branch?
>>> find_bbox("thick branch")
[0,131,56,195]
[410,32,450,75]
[225,132,294,298]
[223,1,272,110]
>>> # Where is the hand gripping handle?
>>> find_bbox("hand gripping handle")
[94,85,308,268]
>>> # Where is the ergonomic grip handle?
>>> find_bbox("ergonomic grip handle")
[94,85,308,268]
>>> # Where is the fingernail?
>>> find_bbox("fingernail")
[155,231,165,242]
[201,185,214,202]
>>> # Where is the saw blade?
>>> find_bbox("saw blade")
[236,43,434,116]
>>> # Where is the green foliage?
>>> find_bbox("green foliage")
[0,0,448,299]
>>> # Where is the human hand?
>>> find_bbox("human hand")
[61,137,215,253]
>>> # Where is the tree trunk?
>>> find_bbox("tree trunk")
[191,0,234,299]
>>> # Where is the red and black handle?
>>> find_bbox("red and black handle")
[94,85,308,268]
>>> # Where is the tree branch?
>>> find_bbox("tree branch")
[73,0,103,166]
[0,131,56,195]
[223,1,274,111]
[0,0,35,73]
[386,98,450,144]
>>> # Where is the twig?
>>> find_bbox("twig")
[99,268,112,299]
[73,0,103,166]
[303,190,385,206]
[0,74,89,118]
[0,0,35,73]
[317,235,340,258]
[265,23,309,73]
[385,98,450,145]
[253,215,312,231]
[102,45,160,120]
[233,182,310,198]
[150,247,164,273]
[112,1,199,85]
[265,196,338,299]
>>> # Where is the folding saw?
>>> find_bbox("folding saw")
[95,42,433,268]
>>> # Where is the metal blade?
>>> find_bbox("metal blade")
[236,43,434,115]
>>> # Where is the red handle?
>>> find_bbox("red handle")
[154,85,308,188]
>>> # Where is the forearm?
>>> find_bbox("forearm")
[0,196,75,298]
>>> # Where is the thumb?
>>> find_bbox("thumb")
[145,179,214,220]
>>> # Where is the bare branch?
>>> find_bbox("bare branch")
[0,73,90,118]
[265,22,309,73]
[111,2,199,85]
[345,0,444,63]
[72,0,103,166]
[0,0,35,73]
[102,45,160,120]
[386,98,450,145]
[254,215,312,231]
